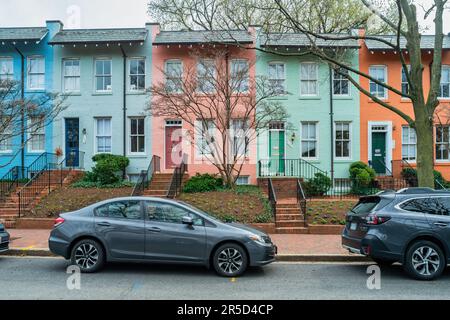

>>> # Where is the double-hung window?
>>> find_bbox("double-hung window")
[28,116,45,152]
[301,122,318,159]
[129,117,145,154]
[436,126,450,161]
[96,118,112,153]
[231,59,249,93]
[129,58,145,91]
[0,57,13,87]
[197,59,215,93]
[0,117,12,152]
[402,126,416,161]
[332,68,349,96]
[63,59,80,92]
[231,119,249,157]
[335,122,351,159]
[440,66,450,98]
[268,62,285,94]
[369,66,387,99]
[196,119,215,156]
[165,60,182,93]
[95,59,112,92]
[28,56,45,90]
[401,65,410,96]
[300,62,318,96]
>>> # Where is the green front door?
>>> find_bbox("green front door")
[372,132,387,174]
[269,130,285,175]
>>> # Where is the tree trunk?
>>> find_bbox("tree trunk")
[414,109,435,188]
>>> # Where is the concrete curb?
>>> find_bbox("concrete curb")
[2,248,370,262]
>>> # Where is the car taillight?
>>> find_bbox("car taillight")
[54,217,65,228]
[366,214,391,225]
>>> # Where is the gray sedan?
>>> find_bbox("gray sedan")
[49,197,277,277]
[0,223,10,253]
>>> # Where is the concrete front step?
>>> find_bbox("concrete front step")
[275,227,309,234]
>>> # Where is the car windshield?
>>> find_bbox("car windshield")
[351,197,380,215]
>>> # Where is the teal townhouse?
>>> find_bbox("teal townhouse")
[255,32,361,182]
[0,21,61,177]
[49,23,155,179]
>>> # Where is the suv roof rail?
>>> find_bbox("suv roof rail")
[396,187,445,194]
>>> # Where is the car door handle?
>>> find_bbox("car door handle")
[96,222,111,227]
[147,227,161,233]
[433,222,448,227]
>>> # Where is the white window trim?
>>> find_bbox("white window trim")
[27,116,46,153]
[27,55,45,91]
[401,125,417,163]
[231,119,250,157]
[62,58,81,93]
[332,68,350,97]
[196,59,216,94]
[300,121,319,160]
[94,57,112,93]
[299,62,319,97]
[0,56,14,85]
[230,59,249,93]
[369,65,388,100]
[128,117,146,156]
[400,65,411,98]
[164,59,183,93]
[438,65,450,99]
[94,117,113,155]
[435,125,450,162]
[195,119,216,158]
[127,57,146,92]
[334,121,352,160]
[268,61,286,95]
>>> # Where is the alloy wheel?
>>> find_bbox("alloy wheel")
[217,248,243,275]
[74,243,99,270]
[411,246,441,276]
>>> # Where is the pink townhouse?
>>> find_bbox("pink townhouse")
[150,25,258,184]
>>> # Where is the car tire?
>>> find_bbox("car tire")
[212,243,248,277]
[70,239,105,273]
[371,258,395,267]
[404,240,445,281]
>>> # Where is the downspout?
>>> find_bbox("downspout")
[328,65,334,181]
[13,45,25,176]
[120,46,127,179]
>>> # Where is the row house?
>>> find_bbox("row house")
[0,21,61,176]
[359,35,450,179]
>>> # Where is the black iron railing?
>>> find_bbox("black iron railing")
[166,156,188,199]
[132,155,161,196]
[0,166,27,201]
[369,158,393,176]
[258,158,327,180]
[297,179,307,227]
[267,178,277,219]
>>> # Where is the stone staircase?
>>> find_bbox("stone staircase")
[259,178,308,234]
[0,169,82,228]
[142,172,189,197]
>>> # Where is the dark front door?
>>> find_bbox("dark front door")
[269,130,285,175]
[65,118,79,167]
[165,125,182,169]
[371,132,386,174]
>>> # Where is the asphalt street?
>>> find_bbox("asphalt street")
[0,256,449,300]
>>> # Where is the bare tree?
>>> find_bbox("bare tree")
[0,79,68,169]
[149,47,287,187]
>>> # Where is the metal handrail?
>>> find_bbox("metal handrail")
[297,179,308,227]
[166,156,187,199]
[0,166,26,201]
[131,155,161,196]
[258,158,328,179]
[267,178,277,219]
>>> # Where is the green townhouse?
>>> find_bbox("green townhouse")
[255,32,361,182]
[49,23,155,179]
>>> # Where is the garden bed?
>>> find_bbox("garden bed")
[178,186,273,224]
[306,199,357,226]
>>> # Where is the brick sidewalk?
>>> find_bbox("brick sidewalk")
[7,229,349,255]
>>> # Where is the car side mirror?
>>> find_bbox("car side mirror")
[182,216,194,225]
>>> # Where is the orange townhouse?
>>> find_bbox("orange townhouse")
[359,34,450,180]
[150,25,258,185]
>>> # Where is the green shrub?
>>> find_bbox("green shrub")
[80,154,130,186]
[182,173,224,193]
[71,180,134,189]
[303,172,332,196]
[348,161,377,194]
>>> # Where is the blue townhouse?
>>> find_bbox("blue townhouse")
[0,21,62,177]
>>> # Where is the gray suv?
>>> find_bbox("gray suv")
[49,197,277,277]
[342,188,450,280]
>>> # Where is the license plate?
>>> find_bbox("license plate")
[350,222,358,231]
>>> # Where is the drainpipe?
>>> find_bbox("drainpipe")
[120,46,127,179]
[13,45,25,177]
[328,65,335,181]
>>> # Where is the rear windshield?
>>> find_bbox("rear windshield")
[351,197,381,214]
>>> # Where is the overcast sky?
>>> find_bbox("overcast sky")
[0,0,449,33]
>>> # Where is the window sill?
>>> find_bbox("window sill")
[299,96,321,100]
[28,150,45,154]
[25,89,46,94]
[127,154,148,158]
[332,95,352,100]
[400,98,412,103]
[62,92,82,96]
[438,98,450,102]
[435,161,450,165]
[268,96,289,101]
[0,151,13,155]
[368,98,389,103]
[334,158,353,162]
[92,92,113,96]
[127,91,146,95]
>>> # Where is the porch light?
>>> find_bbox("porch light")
[290,132,296,143]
